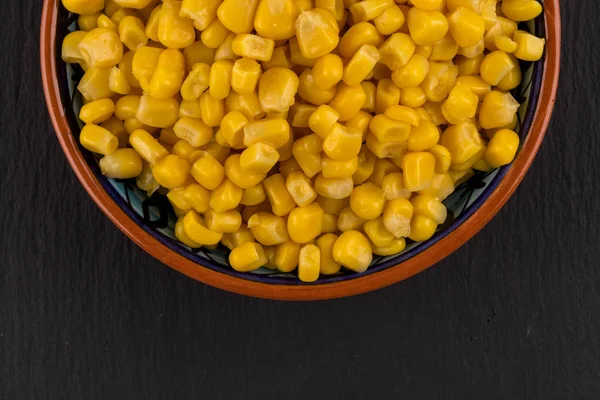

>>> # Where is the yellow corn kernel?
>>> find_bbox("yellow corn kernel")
[262,45,293,70]
[314,234,340,275]
[473,158,493,172]
[136,95,179,128]
[427,144,451,174]
[365,134,407,159]
[110,6,144,23]
[79,28,124,69]
[446,6,485,48]
[214,33,237,61]
[183,42,215,71]
[513,30,545,61]
[371,237,405,255]
[208,178,242,212]
[198,141,230,164]
[483,129,520,168]
[190,151,225,190]
[441,82,479,125]
[198,92,225,127]
[322,123,363,161]
[174,217,202,247]
[455,75,491,99]
[287,38,315,68]
[217,0,260,33]
[280,158,302,179]
[429,33,459,62]
[400,87,427,108]
[278,134,294,162]
[406,8,448,46]
[320,213,337,233]
[369,115,411,143]
[80,98,115,125]
[182,210,223,245]
[99,148,143,179]
[230,58,262,95]
[124,118,152,134]
[109,67,131,95]
[148,48,185,99]
[378,32,415,70]
[94,15,116,32]
[144,4,161,41]
[152,155,191,189]
[285,171,318,207]
[411,0,443,9]
[225,154,267,189]
[287,203,324,243]
[381,172,411,200]
[421,102,447,126]
[297,69,337,106]
[307,105,338,139]
[421,61,458,103]
[317,196,349,215]
[131,46,161,91]
[363,217,395,248]
[381,197,412,238]
[221,224,255,250]
[357,82,375,114]
[182,183,211,213]
[373,4,405,35]
[231,34,275,62]
[496,62,522,91]
[172,118,212,149]
[418,172,454,200]
[346,111,373,140]
[446,0,480,12]
[180,64,210,102]
[292,134,323,177]
[412,194,447,224]
[169,186,193,215]
[349,182,385,220]
[240,143,280,174]
[294,8,340,59]
[78,13,101,31]
[382,106,419,128]
[479,91,520,130]
[312,54,344,90]
[314,175,354,199]
[328,83,366,121]
[243,118,291,148]
[408,214,437,241]
[118,16,148,52]
[62,31,88,66]
[289,104,317,129]
[203,21,231,50]
[241,183,267,206]
[501,0,543,22]
[273,240,300,272]
[440,122,485,168]
[337,206,366,232]
[207,60,233,100]
[454,54,484,76]
[480,50,517,86]
[127,129,167,164]
[495,36,518,54]
[401,151,436,192]
[368,158,399,186]
[226,91,265,121]
[349,0,393,23]
[374,78,400,115]
[321,156,358,179]
[258,67,299,113]
[263,173,296,216]
[136,160,160,195]
[253,0,298,40]
[248,212,290,245]
[101,117,128,148]
[316,0,344,19]
[391,54,429,89]
[297,244,320,282]
[229,242,267,272]
[332,230,372,273]
[339,22,384,59]
[158,1,196,49]
[180,0,218,30]
[342,44,380,86]
[173,136,198,160]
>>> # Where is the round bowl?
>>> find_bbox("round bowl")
[41,0,561,300]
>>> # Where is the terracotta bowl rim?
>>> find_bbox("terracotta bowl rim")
[40,1,561,300]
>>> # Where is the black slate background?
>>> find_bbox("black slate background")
[1,1,599,399]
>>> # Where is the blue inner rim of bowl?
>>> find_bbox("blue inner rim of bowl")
[54,7,546,285]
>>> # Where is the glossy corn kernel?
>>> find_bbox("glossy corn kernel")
[513,30,546,61]
[483,129,520,168]
[217,0,260,33]
[78,12,101,31]
[429,33,459,62]
[149,49,185,99]
[229,242,267,272]
[314,175,354,199]
[373,4,405,35]
[158,1,196,49]
[243,118,291,148]
[191,151,225,190]
[124,118,152,135]
[221,225,255,250]
[240,183,267,206]
[378,33,415,70]
[480,50,517,86]
[128,128,168,164]
[118,16,148,52]
[294,9,340,59]
[200,20,230,49]
[321,156,358,179]
[479,91,520,130]
[400,87,427,108]
[231,34,275,62]
[297,244,321,282]
[406,8,448,46]
[441,82,479,124]
[495,36,518,54]
[313,234,340,275]
[391,54,429,89]
[374,79,400,115]
[368,158,400,186]
[136,95,180,128]
[214,33,237,61]
[496,63,522,91]
[247,212,290,245]
[369,115,411,143]
[307,105,339,138]
[454,54,484,76]
[230,58,262,95]
[346,111,373,140]
[440,122,485,169]
[381,172,411,200]
[80,98,115,125]
[287,203,324,243]
[174,216,202,247]
[501,0,543,22]
[421,61,458,103]
[342,44,380,86]
[79,28,124,69]
[323,123,363,160]
[447,6,485,48]
[226,91,265,121]
[455,75,491,99]
[173,117,213,148]
[99,148,143,179]
[349,0,393,23]
[109,67,131,95]
[63,0,104,15]
[401,151,436,191]
[289,104,317,128]
[62,31,88,66]
[318,212,336,232]
[240,143,280,174]
[183,42,215,70]
[207,60,233,100]
[172,139,197,161]
[381,197,412,238]
[199,92,226,127]
[280,158,302,179]
[286,171,318,207]
[412,194,447,224]
[339,22,384,59]
[262,173,295,216]
[297,69,337,106]
[225,154,266,188]
[364,217,396,248]
[182,183,211,213]
[317,196,349,216]
[274,241,301,272]
[332,230,372,273]
[210,177,243,212]
[152,155,191,189]
[254,0,298,40]
[422,102,448,126]
[205,209,243,234]
[169,186,192,215]
[262,45,293,70]
[329,83,366,121]
[136,161,160,195]
[101,117,128,148]
[418,172,454,200]
[258,67,299,113]
[348,182,385,220]
[180,64,210,101]
[312,54,344,89]
[131,46,162,91]
[365,134,407,159]
[408,214,437,241]
[182,210,223,245]
[426,144,451,174]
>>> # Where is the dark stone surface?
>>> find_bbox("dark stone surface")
[1,1,599,399]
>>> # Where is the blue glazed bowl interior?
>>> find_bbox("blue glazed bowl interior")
[54,10,545,285]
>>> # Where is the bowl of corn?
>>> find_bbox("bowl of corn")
[41,0,560,300]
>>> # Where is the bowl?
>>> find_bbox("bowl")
[41,0,561,300]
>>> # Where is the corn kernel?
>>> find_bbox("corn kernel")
[225,154,267,188]
[513,30,546,61]
[381,172,411,200]
[496,62,522,91]
[128,128,169,164]
[79,28,124,69]
[501,0,543,22]
[226,91,265,121]
[338,205,367,231]
[401,151,436,191]
[221,225,255,250]
[368,158,400,186]
[441,82,479,124]
[373,4,405,35]
[421,61,458,103]
[406,8,448,46]
[483,129,520,168]
[293,134,323,177]
[254,0,298,40]
[374,78,400,115]
[314,234,340,275]
[63,0,104,15]
[378,32,415,70]
[172,117,213,148]
[440,122,485,168]
[480,50,517,86]
[365,134,407,159]
[287,203,324,243]
[152,155,190,189]
[240,143,280,174]
[183,41,215,70]
[328,83,366,121]
[408,214,437,241]
[273,241,301,272]
[332,230,372,273]
[158,1,196,49]
[109,67,131,95]
[243,118,291,148]
[382,197,413,238]
[479,91,520,130]
[182,210,223,245]
[298,69,337,106]
[172,140,197,162]
[323,123,363,160]
[298,244,321,282]
[342,44,380,86]
[314,175,354,199]
[338,22,384,59]
[231,34,275,62]
[174,218,202,248]
[80,98,115,125]
[228,58,262,95]
[349,182,385,220]
[295,9,340,59]
[190,151,225,190]
[346,111,373,141]
[214,33,237,61]
[418,172,454,200]
[312,54,344,89]
[101,117,128,148]
[349,0,393,23]
[118,16,148,52]
[217,0,260,33]
[264,173,297,216]
[369,115,411,143]
[99,148,143,179]
[400,87,427,108]
[258,67,299,113]
[229,242,267,271]
[447,7,485,48]
[247,212,290,245]
[321,156,358,179]
[262,45,294,70]
[239,182,266,206]
[181,183,211,213]
[286,171,318,206]
[364,217,396,248]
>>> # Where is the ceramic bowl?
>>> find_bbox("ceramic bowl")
[41,0,561,300]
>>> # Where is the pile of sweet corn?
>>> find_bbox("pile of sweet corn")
[62,0,545,282]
